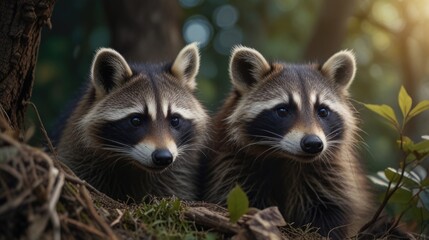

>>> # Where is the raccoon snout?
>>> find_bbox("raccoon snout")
[300,135,323,154]
[152,149,173,166]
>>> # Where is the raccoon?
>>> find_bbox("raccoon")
[57,43,208,202]
[204,46,372,239]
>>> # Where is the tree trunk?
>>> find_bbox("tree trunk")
[303,0,357,62]
[0,0,56,134]
[103,0,183,62]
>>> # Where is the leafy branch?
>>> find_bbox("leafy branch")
[360,86,429,234]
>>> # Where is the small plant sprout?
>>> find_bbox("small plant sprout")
[362,86,429,234]
[227,184,249,223]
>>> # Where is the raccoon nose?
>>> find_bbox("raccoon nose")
[152,149,173,166]
[301,135,324,154]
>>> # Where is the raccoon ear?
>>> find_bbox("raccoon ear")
[229,46,271,94]
[171,42,200,91]
[321,50,356,91]
[91,48,133,97]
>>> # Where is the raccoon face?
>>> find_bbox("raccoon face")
[79,43,207,171]
[227,46,356,162]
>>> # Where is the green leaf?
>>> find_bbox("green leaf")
[388,188,413,204]
[227,184,249,223]
[397,136,414,153]
[368,174,389,188]
[384,167,402,184]
[364,104,399,129]
[413,140,429,154]
[384,168,420,188]
[405,153,416,164]
[409,100,429,119]
[398,86,412,121]
[421,178,429,187]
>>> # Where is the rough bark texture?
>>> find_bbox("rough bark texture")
[103,0,183,63]
[0,0,56,133]
[304,0,357,62]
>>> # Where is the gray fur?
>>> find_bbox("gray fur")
[204,46,371,239]
[57,44,208,202]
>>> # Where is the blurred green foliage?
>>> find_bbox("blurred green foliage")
[31,1,428,179]
[365,86,429,233]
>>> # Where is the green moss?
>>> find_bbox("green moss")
[116,198,217,239]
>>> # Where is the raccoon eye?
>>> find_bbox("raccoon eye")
[170,115,181,128]
[317,107,330,118]
[130,115,143,127]
[276,106,289,118]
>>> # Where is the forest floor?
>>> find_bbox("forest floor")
[0,126,326,240]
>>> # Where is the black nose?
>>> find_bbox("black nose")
[300,135,324,154]
[152,149,173,166]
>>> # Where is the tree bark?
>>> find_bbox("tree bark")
[103,0,183,63]
[303,0,357,62]
[0,0,56,133]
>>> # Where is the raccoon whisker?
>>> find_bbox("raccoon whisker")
[179,140,215,156]
[248,132,283,141]
[325,127,344,139]
[235,141,267,155]
[320,150,336,171]
[177,134,205,149]
[252,144,282,165]
[258,147,283,167]
[94,135,135,149]
[258,129,285,139]
[176,146,200,158]
[236,139,280,156]
[238,135,279,151]
[100,145,130,154]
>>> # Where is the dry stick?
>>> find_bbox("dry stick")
[80,185,118,240]
[24,102,110,238]
[62,217,108,238]
[25,101,56,156]
[0,164,23,184]
[359,157,408,233]
[63,173,105,196]
[0,176,12,200]
[110,209,124,227]
[1,111,64,239]
[389,205,411,235]
[31,140,64,240]
[184,206,240,234]
[390,189,422,233]
[0,184,33,214]
[25,102,111,203]
[49,173,64,240]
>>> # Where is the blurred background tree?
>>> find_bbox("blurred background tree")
[30,0,429,228]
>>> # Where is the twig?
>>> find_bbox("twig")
[63,173,105,196]
[0,164,23,187]
[184,206,240,234]
[0,186,33,214]
[24,101,56,156]
[390,188,423,233]
[49,173,64,240]
[0,131,24,148]
[110,209,124,227]
[359,157,408,233]
[62,217,108,238]
[80,185,118,240]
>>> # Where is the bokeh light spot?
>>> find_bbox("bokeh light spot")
[213,4,239,28]
[183,16,213,47]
